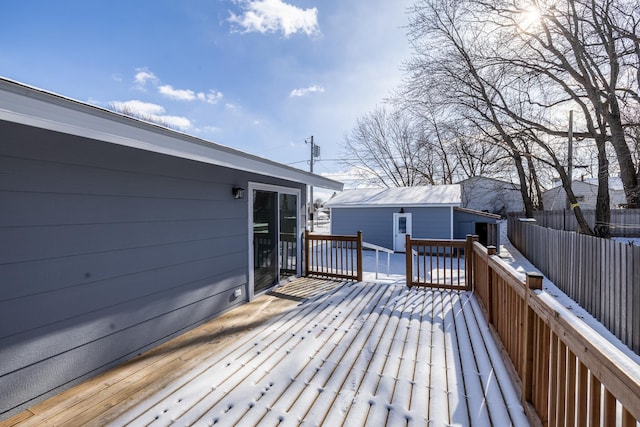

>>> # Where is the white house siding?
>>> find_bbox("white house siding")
[543,179,626,210]
[0,121,306,419]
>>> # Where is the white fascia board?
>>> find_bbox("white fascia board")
[0,78,343,191]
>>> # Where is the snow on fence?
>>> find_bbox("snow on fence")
[405,235,474,291]
[472,242,640,426]
[508,216,640,355]
[304,230,363,281]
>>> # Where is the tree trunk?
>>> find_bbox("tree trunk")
[607,100,639,208]
[594,141,611,238]
[512,151,535,217]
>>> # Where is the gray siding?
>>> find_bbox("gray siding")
[331,207,395,248]
[0,121,305,419]
[330,206,453,249]
[453,210,499,239]
[411,207,452,240]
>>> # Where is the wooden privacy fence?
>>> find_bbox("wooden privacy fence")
[508,216,640,354]
[304,230,363,281]
[472,242,640,426]
[508,209,640,236]
[405,235,474,290]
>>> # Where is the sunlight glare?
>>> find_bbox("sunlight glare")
[518,4,542,32]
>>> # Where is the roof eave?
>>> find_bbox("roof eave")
[0,77,343,191]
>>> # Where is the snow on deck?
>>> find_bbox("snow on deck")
[107,281,527,426]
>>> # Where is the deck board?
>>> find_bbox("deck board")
[1,278,529,426]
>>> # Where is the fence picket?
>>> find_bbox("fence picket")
[507,216,640,354]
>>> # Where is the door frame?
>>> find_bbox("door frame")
[393,212,412,252]
[248,182,301,301]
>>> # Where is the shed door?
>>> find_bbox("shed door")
[393,213,412,252]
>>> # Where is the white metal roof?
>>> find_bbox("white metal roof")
[0,77,343,191]
[325,185,461,208]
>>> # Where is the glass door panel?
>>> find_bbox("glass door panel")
[253,190,278,293]
[279,193,297,278]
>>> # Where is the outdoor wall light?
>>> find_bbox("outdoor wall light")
[232,187,245,199]
[399,208,405,214]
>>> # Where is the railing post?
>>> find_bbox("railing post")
[522,272,543,408]
[487,245,497,324]
[405,234,412,288]
[356,231,363,282]
[304,230,310,277]
[465,235,473,290]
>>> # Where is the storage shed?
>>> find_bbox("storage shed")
[325,186,501,252]
[0,78,342,420]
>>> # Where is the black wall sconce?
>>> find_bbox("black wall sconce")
[399,207,405,214]
[232,187,245,199]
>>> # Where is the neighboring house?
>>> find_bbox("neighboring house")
[0,78,342,420]
[458,176,525,215]
[325,186,501,252]
[542,177,626,210]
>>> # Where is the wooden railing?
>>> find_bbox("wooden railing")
[405,235,474,290]
[508,216,640,354]
[472,242,640,426]
[304,230,363,281]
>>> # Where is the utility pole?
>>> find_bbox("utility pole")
[566,110,573,211]
[306,136,320,231]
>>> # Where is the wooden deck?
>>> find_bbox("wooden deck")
[2,278,528,426]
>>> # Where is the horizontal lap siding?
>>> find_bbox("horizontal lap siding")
[411,207,451,239]
[0,121,303,419]
[331,207,453,249]
[331,208,394,249]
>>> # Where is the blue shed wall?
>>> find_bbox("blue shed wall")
[0,121,305,419]
[330,206,453,249]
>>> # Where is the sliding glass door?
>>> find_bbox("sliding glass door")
[253,190,278,293]
[251,186,300,295]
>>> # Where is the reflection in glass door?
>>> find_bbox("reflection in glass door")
[253,190,278,293]
[279,193,297,279]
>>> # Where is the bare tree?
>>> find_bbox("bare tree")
[403,0,540,217]
[342,106,433,187]
[108,102,177,130]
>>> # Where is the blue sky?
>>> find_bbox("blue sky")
[1,0,412,195]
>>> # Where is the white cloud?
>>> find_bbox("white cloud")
[289,84,325,97]
[159,84,197,101]
[158,85,224,104]
[134,69,158,88]
[229,0,319,37]
[197,89,224,104]
[110,100,192,130]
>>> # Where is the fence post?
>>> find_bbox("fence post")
[304,230,310,277]
[356,231,363,282]
[487,245,497,323]
[522,272,544,407]
[406,234,413,288]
